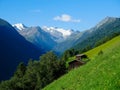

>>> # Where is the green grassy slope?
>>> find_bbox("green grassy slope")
[67,35,120,65]
[43,35,120,90]
[85,35,120,58]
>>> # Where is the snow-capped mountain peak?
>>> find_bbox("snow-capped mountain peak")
[42,26,73,38]
[12,23,27,30]
[96,17,117,29]
[56,28,73,37]
[42,26,75,42]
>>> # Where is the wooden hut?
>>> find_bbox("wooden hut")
[76,54,87,60]
[68,54,87,70]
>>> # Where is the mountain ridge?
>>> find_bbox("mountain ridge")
[0,18,44,81]
[13,24,80,53]
[12,23,27,30]
[13,24,77,43]
[72,17,120,52]
[12,17,120,54]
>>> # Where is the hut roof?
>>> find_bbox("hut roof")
[76,54,86,57]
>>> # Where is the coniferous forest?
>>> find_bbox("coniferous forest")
[0,52,66,90]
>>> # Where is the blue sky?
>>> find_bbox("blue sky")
[0,0,120,31]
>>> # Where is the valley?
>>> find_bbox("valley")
[0,0,120,89]
[0,16,120,90]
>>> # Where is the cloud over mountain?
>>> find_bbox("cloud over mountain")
[53,14,80,23]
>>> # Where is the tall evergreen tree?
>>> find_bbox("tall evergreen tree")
[14,62,26,78]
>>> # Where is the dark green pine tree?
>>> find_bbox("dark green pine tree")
[14,62,26,78]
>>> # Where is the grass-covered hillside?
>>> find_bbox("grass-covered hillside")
[85,35,120,58]
[43,35,120,90]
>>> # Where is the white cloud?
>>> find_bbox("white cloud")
[53,14,80,23]
[54,14,71,22]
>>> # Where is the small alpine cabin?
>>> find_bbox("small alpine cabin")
[76,54,87,60]
[68,54,87,70]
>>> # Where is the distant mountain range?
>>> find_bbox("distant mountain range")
[12,17,120,54]
[13,24,76,42]
[0,18,44,81]
[13,24,80,53]
[42,26,75,42]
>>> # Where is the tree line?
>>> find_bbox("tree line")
[0,52,66,90]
